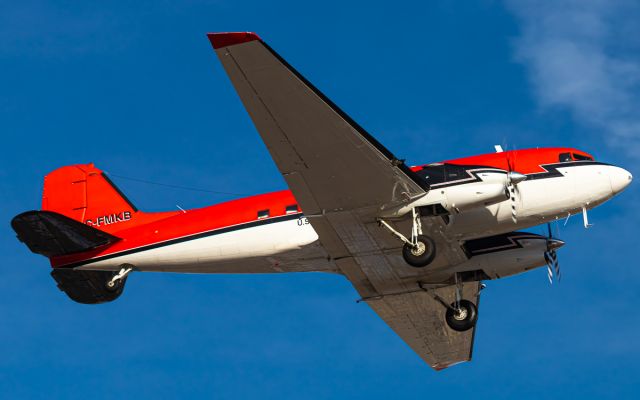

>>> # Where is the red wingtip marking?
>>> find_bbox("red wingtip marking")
[207,32,261,49]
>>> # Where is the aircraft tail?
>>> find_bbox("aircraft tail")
[10,163,180,304]
[40,163,179,234]
[41,163,140,233]
[12,163,180,259]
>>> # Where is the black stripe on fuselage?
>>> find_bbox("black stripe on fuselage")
[522,160,608,180]
[57,212,304,269]
[463,232,545,257]
[422,161,609,189]
[427,166,506,189]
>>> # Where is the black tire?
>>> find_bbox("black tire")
[402,235,436,267]
[445,300,478,332]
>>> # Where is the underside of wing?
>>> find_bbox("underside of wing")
[365,282,482,370]
[208,32,427,217]
[209,33,478,370]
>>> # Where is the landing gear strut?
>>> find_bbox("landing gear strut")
[379,208,436,268]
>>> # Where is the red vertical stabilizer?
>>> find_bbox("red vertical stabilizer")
[41,164,179,234]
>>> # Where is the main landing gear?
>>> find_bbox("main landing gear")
[379,208,436,268]
[422,274,479,332]
[444,274,478,331]
[445,299,478,332]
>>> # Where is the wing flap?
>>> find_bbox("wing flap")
[11,210,120,257]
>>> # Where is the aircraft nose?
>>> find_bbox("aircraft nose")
[610,166,633,195]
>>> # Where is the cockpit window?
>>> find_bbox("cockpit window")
[572,153,593,161]
[559,152,572,162]
[559,152,594,162]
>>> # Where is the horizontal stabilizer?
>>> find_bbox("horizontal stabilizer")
[11,210,120,257]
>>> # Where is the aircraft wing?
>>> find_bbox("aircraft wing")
[365,282,481,369]
[208,32,428,215]
[209,32,478,369]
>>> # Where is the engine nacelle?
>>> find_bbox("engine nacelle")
[454,232,563,281]
[378,180,509,219]
[442,182,508,213]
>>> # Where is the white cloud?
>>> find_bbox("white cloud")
[506,0,640,156]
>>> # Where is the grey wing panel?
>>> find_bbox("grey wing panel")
[364,282,481,370]
[210,35,427,216]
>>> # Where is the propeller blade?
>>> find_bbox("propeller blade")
[504,153,525,224]
[544,251,554,284]
[548,249,558,268]
[509,184,518,223]
[544,222,562,283]
[544,248,560,285]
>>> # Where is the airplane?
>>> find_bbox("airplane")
[11,32,632,370]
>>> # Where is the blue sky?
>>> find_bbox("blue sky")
[1,0,639,398]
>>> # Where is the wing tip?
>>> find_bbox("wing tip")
[431,359,469,371]
[207,32,261,49]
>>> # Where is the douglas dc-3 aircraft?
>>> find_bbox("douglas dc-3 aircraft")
[12,32,633,370]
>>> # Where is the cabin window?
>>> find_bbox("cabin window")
[559,153,572,162]
[257,209,269,219]
[285,205,299,214]
[572,153,593,161]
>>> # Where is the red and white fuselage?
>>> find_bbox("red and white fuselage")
[47,147,631,282]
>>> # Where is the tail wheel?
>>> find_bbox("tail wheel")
[105,278,122,292]
[402,235,436,267]
[445,300,478,332]
[104,266,132,292]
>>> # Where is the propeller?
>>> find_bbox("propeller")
[504,150,526,224]
[544,222,564,284]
